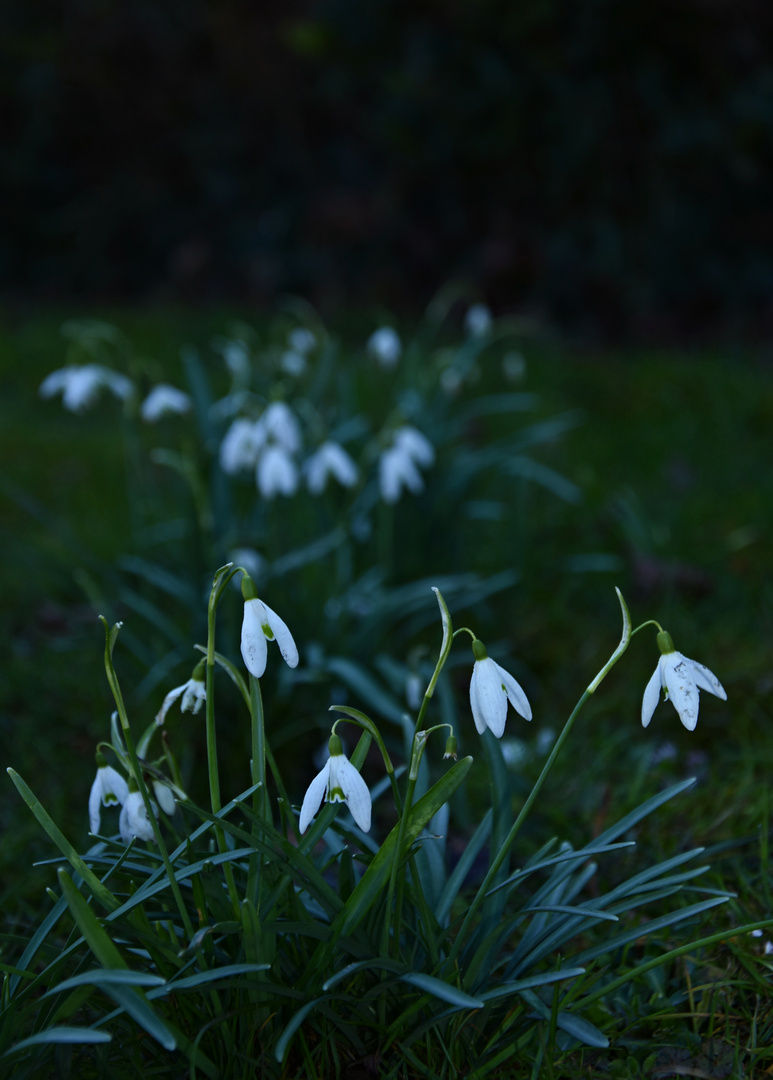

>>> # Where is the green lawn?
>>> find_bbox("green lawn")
[1,307,772,1075]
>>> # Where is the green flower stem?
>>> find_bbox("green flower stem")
[99,617,193,939]
[247,672,267,908]
[448,588,632,969]
[204,572,242,914]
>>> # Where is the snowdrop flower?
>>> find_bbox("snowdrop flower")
[219,417,264,474]
[240,577,299,678]
[280,349,307,377]
[140,383,191,422]
[88,754,129,834]
[119,790,157,845]
[304,441,359,495]
[367,326,402,370]
[257,401,301,454]
[257,444,298,498]
[40,365,134,413]
[288,327,316,355]
[155,660,206,725]
[378,425,435,504]
[152,781,177,816]
[469,639,532,738]
[299,735,371,833]
[394,426,434,468]
[406,671,423,711]
[641,631,726,732]
[464,303,493,338]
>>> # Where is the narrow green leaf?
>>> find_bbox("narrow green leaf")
[3,1027,112,1056]
[275,997,327,1063]
[58,869,176,1051]
[7,770,118,912]
[400,972,483,1008]
[44,970,166,996]
[329,756,473,940]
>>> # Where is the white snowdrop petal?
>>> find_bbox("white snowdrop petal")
[497,662,532,722]
[156,683,186,725]
[299,764,330,833]
[641,663,663,728]
[339,758,372,832]
[663,653,699,731]
[89,777,102,834]
[241,599,268,677]
[261,601,299,669]
[687,658,727,701]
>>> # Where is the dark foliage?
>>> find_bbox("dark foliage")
[3,0,773,338]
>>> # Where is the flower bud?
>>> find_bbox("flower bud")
[443,736,458,760]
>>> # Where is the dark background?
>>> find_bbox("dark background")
[3,0,773,340]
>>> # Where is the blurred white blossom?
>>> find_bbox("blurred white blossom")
[257,401,301,454]
[40,365,133,413]
[378,425,435,504]
[257,444,298,498]
[304,441,359,494]
[367,327,402,369]
[220,418,264,474]
[140,384,191,422]
[464,303,493,338]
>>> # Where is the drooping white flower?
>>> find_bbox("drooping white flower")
[88,758,129,834]
[393,426,435,468]
[304,441,359,495]
[119,790,157,845]
[155,661,206,726]
[219,417,265,474]
[641,632,726,732]
[257,401,301,454]
[464,303,493,338]
[140,383,191,422]
[280,349,307,377]
[299,735,371,833]
[240,594,299,678]
[257,444,298,498]
[378,425,434,504]
[288,327,316,355]
[367,327,402,370]
[469,640,532,739]
[40,365,134,413]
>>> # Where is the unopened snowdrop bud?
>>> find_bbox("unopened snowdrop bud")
[88,753,129,834]
[641,631,726,732]
[240,575,299,678]
[443,735,458,761]
[155,659,207,725]
[119,787,157,845]
[298,733,372,833]
[367,327,402,370]
[469,638,532,738]
[152,780,177,816]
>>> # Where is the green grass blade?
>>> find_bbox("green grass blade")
[7,770,119,913]
[2,1027,112,1056]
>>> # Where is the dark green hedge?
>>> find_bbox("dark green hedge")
[3,0,772,337]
